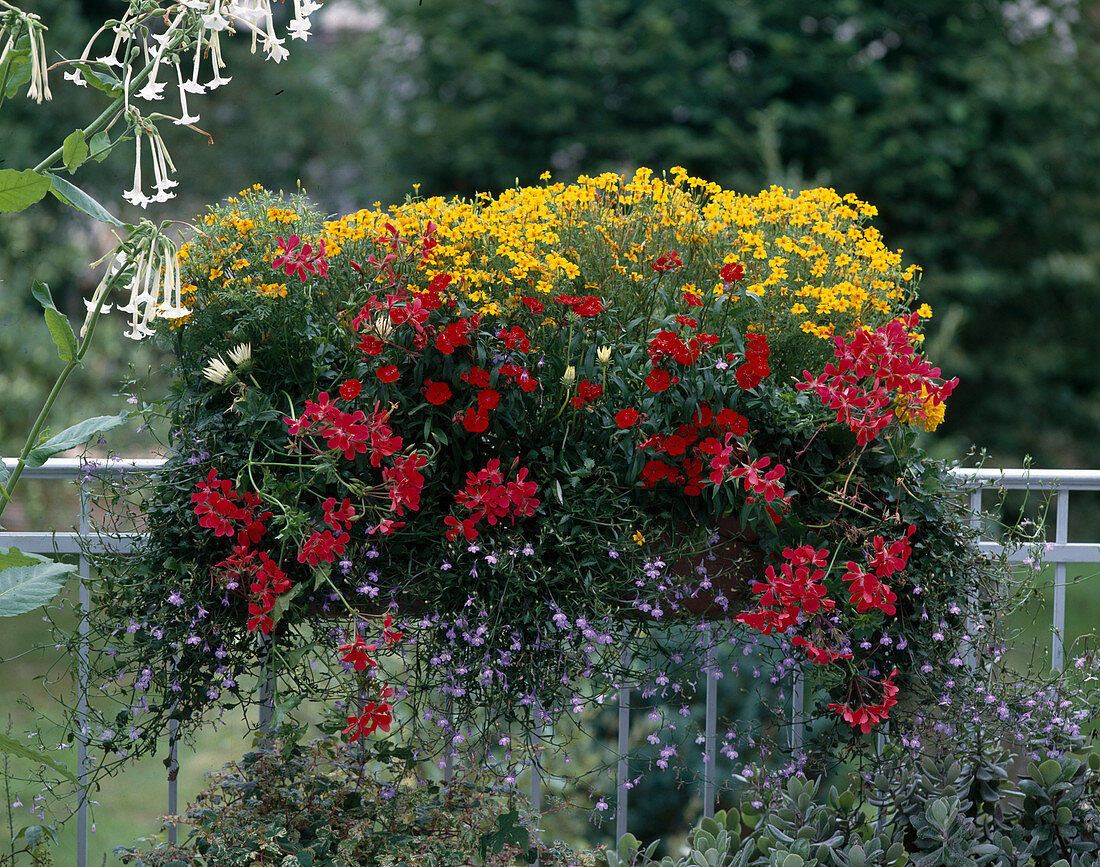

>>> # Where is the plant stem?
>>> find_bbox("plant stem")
[0,269,117,517]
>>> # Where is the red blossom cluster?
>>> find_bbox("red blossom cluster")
[555,294,605,316]
[636,403,750,497]
[444,459,540,541]
[828,669,900,734]
[841,526,914,616]
[191,468,273,547]
[797,313,958,445]
[272,234,329,281]
[719,261,745,283]
[736,545,835,635]
[192,471,292,634]
[650,250,683,272]
[285,393,402,466]
[571,379,603,408]
[342,683,396,742]
[646,329,718,367]
[208,544,292,635]
[732,333,771,390]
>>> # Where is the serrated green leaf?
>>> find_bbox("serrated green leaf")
[0,561,75,617]
[48,175,125,227]
[24,412,129,467]
[62,130,89,173]
[0,169,51,212]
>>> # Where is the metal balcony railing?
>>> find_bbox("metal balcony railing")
[3,458,1100,865]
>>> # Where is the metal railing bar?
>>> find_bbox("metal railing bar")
[0,457,166,478]
[615,675,630,841]
[0,531,141,556]
[789,667,804,751]
[167,720,179,844]
[702,630,717,819]
[1052,489,1070,671]
[949,467,1100,489]
[76,483,90,867]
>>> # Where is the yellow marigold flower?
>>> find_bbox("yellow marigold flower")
[917,303,933,319]
[895,388,947,432]
[633,531,646,546]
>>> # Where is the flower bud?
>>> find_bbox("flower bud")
[596,345,613,365]
[561,365,577,385]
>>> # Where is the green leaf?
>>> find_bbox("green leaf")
[0,45,31,98]
[0,561,75,617]
[32,281,78,362]
[0,169,51,212]
[73,62,122,97]
[48,175,125,227]
[87,131,112,163]
[0,547,48,570]
[62,130,89,173]
[25,412,130,467]
[0,734,76,782]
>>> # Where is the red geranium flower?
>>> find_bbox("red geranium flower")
[520,296,545,314]
[720,261,745,282]
[651,251,683,272]
[477,388,501,411]
[460,407,489,433]
[555,294,605,316]
[645,369,676,393]
[616,408,640,428]
[376,365,400,383]
[424,380,452,405]
[339,379,362,400]
[338,633,378,672]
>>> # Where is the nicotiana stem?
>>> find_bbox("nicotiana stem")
[0,265,125,516]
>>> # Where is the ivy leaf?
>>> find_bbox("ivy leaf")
[24,412,130,467]
[0,561,75,618]
[62,130,89,173]
[0,169,51,212]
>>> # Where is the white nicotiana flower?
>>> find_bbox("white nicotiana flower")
[596,345,613,365]
[173,63,200,125]
[84,227,187,341]
[226,342,252,367]
[123,115,179,207]
[2,10,53,103]
[201,356,233,384]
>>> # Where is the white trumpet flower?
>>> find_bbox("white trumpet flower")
[83,226,188,341]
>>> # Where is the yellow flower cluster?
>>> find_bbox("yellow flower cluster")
[320,167,917,340]
[895,387,948,432]
[176,171,922,348]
